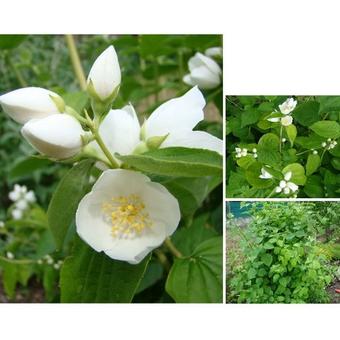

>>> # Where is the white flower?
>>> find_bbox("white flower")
[37,259,43,265]
[21,114,85,159]
[76,169,181,264]
[88,87,223,162]
[6,252,14,260]
[25,191,36,203]
[16,199,28,210]
[12,208,23,220]
[327,138,332,142]
[313,150,318,155]
[275,171,299,195]
[0,221,4,228]
[322,142,327,147]
[0,87,64,124]
[278,98,297,115]
[280,115,293,126]
[205,47,223,58]
[87,45,121,102]
[282,138,287,143]
[183,53,222,90]
[252,148,257,153]
[259,168,273,179]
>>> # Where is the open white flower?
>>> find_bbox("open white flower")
[0,87,64,124]
[279,98,297,115]
[21,114,85,159]
[259,168,273,179]
[275,171,298,195]
[87,45,121,102]
[76,169,181,264]
[12,209,23,220]
[183,53,222,90]
[88,87,222,163]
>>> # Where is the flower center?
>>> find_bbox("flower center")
[102,194,152,239]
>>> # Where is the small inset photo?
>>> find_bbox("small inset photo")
[226,96,340,198]
[226,201,340,303]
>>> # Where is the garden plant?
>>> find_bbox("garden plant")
[227,202,339,303]
[0,35,223,303]
[227,96,340,198]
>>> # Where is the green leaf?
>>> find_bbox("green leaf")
[241,110,261,127]
[318,96,340,113]
[135,260,163,294]
[293,101,320,126]
[0,257,35,299]
[116,147,222,177]
[303,175,324,197]
[282,163,307,185]
[166,237,222,303]
[63,91,88,112]
[60,238,150,302]
[47,159,93,249]
[247,268,257,280]
[331,158,340,170]
[261,253,273,267]
[310,121,340,139]
[246,162,274,189]
[295,134,326,150]
[236,155,256,169]
[8,157,52,181]
[285,124,297,146]
[306,153,321,176]
[257,133,281,166]
[0,35,27,49]
[172,214,218,255]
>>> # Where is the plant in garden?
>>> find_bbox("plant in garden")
[226,96,340,198]
[228,202,334,303]
[0,35,223,302]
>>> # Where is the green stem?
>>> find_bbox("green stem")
[65,35,87,91]
[320,149,326,162]
[164,238,183,258]
[6,53,27,87]
[154,249,171,271]
[279,125,283,153]
[93,129,119,169]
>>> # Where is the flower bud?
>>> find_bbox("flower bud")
[205,47,223,59]
[281,115,293,126]
[21,114,84,159]
[0,87,64,124]
[87,46,121,103]
[183,52,222,90]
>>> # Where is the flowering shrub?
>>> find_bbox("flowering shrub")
[227,202,335,303]
[227,96,340,198]
[0,35,223,303]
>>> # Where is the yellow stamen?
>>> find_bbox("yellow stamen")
[102,194,152,239]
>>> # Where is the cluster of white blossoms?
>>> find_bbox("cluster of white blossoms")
[267,97,297,127]
[8,184,36,220]
[0,45,223,264]
[235,147,257,158]
[275,171,298,195]
[37,255,63,270]
[321,138,337,150]
[183,47,222,90]
[259,168,298,197]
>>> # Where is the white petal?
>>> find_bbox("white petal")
[281,115,293,126]
[87,45,121,101]
[267,117,280,123]
[275,186,282,193]
[287,182,298,192]
[279,180,287,188]
[93,105,140,156]
[188,52,222,77]
[205,47,223,58]
[161,130,223,155]
[189,65,221,89]
[283,187,290,194]
[145,87,205,138]
[0,87,62,124]
[21,114,84,159]
[183,74,196,86]
[284,171,292,181]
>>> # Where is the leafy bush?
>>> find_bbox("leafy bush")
[228,202,334,303]
[226,96,340,198]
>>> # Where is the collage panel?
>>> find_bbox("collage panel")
[226,96,340,198]
[226,201,340,304]
[0,34,223,303]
